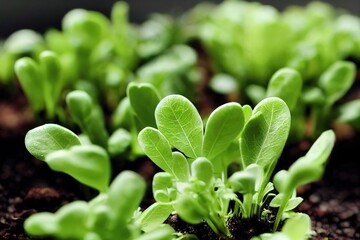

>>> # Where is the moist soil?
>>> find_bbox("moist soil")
[0,79,359,239]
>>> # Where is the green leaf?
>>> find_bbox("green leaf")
[246,85,266,105]
[155,95,203,158]
[24,213,57,237]
[203,102,244,160]
[319,61,356,105]
[242,105,253,123]
[66,90,92,128]
[153,172,176,202]
[127,82,161,128]
[55,201,89,239]
[174,194,208,224]
[281,213,311,240]
[107,128,132,156]
[138,224,175,240]
[45,145,110,192]
[107,171,146,222]
[337,100,360,129]
[139,203,174,232]
[209,73,239,94]
[240,98,290,176]
[229,164,263,194]
[191,157,213,186]
[172,152,190,182]
[299,130,335,166]
[266,68,302,110]
[25,124,81,161]
[138,127,175,175]
[14,57,44,111]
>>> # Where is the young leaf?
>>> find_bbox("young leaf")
[191,157,214,186]
[138,224,175,240]
[172,151,190,182]
[153,172,176,202]
[138,127,174,174]
[155,95,203,158]
[66,90,93,129]
[127,82,161,128]
[139,203,174,232]
[336,99,360,129]
[25,124,81,161]
[107,171,146,222]
[203,102,244,160]
[281,213,311,240]
[319,60,356,105]
[242,105,253,123]
[24,213,57,237]
[266,68,302,110]
[174,194,208,224]
[107,128,132,156]
[45,145,110,192]
[240,98,290,176]
[14,57,44,111]
[55,201,89,239]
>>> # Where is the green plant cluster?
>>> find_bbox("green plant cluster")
[0,1,359,240]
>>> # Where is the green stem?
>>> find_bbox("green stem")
[273,192,291,232]
[243,194,253,219]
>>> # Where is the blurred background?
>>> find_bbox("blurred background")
[0,0,359,38]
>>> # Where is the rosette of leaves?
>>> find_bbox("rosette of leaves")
[137,94,335,239]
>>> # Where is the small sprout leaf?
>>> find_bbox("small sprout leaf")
[319,61,356,105]
[138,127,177,176]
[45,145,110,192]
[266,68,302,110]
[191,157,214,186]
[139,203,174,232]
[240,98,290,176]
[107,128,132,156]
[25,124,81,161]
[107,171,146,222]
[281,213,312,240]
[172,151,190,182]
[138,224,175,240]
[155,95,203,158]
[55,201,89,239]
[174,194,208,224]
[14,57,44,111]
[66,90,93,127]
[242,105,253,123]
[127,82,161,128]
[203,102,244,160]
[300,129,335,166]
[24,213,57,237]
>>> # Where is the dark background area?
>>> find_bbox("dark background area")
[0,0,359,39]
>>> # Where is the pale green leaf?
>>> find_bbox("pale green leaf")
[155,95,203,158]
[107,171,146,222]
[45,145,110,192]
[319,61,356,105]
[240,97,290,176]
[127,82,161,128]
[25,124,81,161]
[139,203,174,232]
[266,68,302,110]
[203,103,244,160]
[138,127,176,175]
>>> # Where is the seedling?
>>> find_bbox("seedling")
[24,123,174,240]
[138,94,335,239]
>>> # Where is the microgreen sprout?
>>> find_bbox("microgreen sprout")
[24,123,174,240]
[138,94,335,239]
